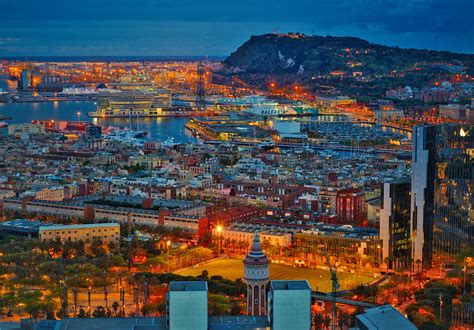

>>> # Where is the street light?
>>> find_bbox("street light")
[76,112,81,123]
[216,225,222,256]
[167,240,171,272]
[463,259,467,295]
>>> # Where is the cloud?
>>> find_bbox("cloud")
[0,0,472,55]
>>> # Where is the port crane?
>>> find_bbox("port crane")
[324,250,340,330]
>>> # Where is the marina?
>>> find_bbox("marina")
[0,101,194,143]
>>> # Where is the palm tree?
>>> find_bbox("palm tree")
[313,312,325,329]
[111,301,119,317]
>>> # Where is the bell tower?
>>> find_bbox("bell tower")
[243,233,270,316]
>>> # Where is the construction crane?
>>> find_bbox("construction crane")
[324,250,340,330]
[195,61,206,110]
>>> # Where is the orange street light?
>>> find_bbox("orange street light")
[216,225,223,256]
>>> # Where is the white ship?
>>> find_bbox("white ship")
[217,95,267,106]
[0,88,9,102]
[258,138,276,150]
[105,127,148,146]
[59,86,99,96]
[241,102,296,117]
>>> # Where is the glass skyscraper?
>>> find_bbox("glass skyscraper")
[411,124,473,268]
[380,178,412,270]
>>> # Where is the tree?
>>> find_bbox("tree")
[141,303,155,317]
[313,312,326,329]
[111,301,120,317]
[323,314,331,328]
[338,311,352,329]
[78,308,86,318]
[200,270,209,280]
[90,239,107,257]
[229,302,241,315]
[92,306,107,318]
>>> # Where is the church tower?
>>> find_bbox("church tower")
[243,233,270,316]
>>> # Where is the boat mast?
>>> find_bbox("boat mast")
[137,111,140,131]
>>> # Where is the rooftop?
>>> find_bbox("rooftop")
[39,222,119,231]
[270,280,311,291]
[169,281,208,292]
[356,305,417,330]
[33,316,271,330]
[0,219,53,233]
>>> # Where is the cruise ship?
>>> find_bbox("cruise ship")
[241,102,318,117]
[87,90,201,118]
[217,95,267,106]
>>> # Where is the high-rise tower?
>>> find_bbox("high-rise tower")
[411,124,473,269]
[243,233,270,316]
[195,61,206,110]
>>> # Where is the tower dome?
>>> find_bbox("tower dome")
[243,233,270,316]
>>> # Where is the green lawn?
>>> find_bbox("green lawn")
[174,258,376,292]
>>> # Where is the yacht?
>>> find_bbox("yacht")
[163,137,178,148]
[0,88,9,102]
[258,138,276,150]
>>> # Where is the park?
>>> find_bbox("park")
[174,258,376,292]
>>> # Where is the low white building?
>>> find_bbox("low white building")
[268,280,312,330]
[167,281,208,330]
[8,123,46,136]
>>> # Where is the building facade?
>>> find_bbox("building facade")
[267,280,312,330]
[39,223,120,244]
[8,123,46,136]
[336,187,366,225]
[166,281,208,330]
[380,178,411,269]
[411,124,473,268]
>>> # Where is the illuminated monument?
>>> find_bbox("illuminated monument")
[243,233,270,316]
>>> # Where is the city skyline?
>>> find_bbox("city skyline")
[0,0,474,56]
[0,2,473,327]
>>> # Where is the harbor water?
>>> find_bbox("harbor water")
[0,101,194,143]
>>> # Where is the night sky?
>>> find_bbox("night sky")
[0,0,473,56]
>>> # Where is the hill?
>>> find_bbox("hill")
[221,33,474,95]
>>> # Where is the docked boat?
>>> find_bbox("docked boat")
[0,88,9,102]
[217,95,267,106]
[258,138,276,150]
[241,102,296,117]
[291,105,319,117]
[163,137,178,148]
[105,127,148,145]
[0,121,8,128]
[241,102,317,117]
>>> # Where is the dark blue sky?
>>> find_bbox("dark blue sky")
[0,0,473,56]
